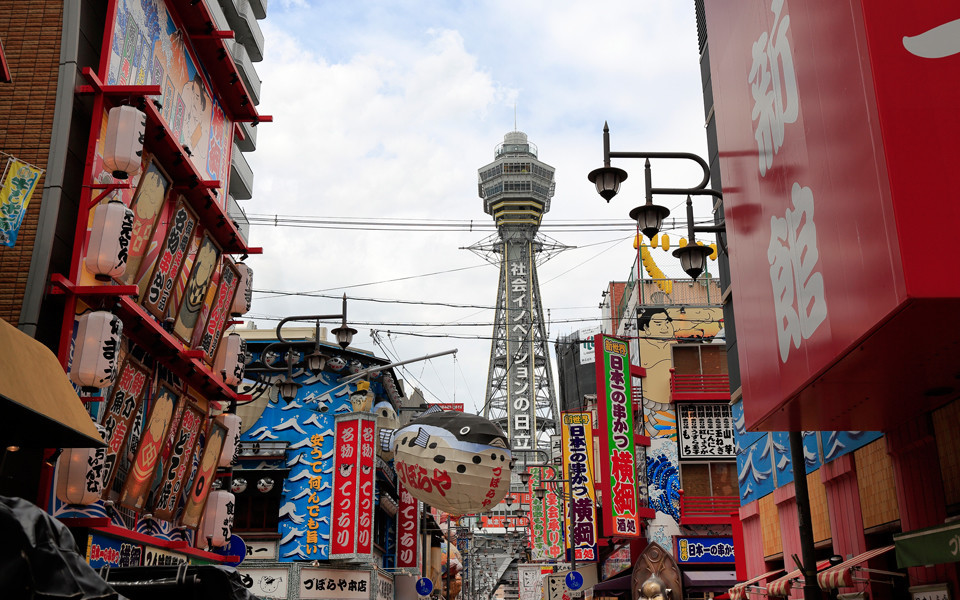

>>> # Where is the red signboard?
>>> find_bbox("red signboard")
[330,416,360,559]
[705,0,960,431]
[356,418,376,556]
[101,357,150,496]
[396,481,420,570]
[429,403,464,412]
[152,401,205,519]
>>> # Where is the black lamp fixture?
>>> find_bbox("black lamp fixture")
[260,294,356,403]
[505,495,513,507]
[534,487,545,501]
[673,196,717,280]
[518,470,531,486]
[588,122,726,278]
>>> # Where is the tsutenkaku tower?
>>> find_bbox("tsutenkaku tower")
[475,131,560,455]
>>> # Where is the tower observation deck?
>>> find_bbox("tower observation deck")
[476,131,559,454]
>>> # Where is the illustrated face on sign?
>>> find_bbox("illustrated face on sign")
[231,478,247,494]
[257,477,274,493]
[326,356,347,372]
[392,411,512,515]
[187,243,217,312]
[259,576,281,593]
[638,308,674,339]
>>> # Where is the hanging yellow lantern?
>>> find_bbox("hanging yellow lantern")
[709,243,718,259]
[217,413,242,468]
[231,263,253,317]
[392,411,512,515]
[69,311,122,391]
[200,490,234,548]
[85,199,134,281]
[102,105,146,180]
[661,234,670,251]
[55,425,107,505]
[215,333,245,386]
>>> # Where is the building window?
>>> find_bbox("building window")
[233,486,281,532]
[680,461,737,497]
[672,344,727,375]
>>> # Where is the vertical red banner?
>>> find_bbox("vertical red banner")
[396,480,420,570]
[330,416,360,558]
[356,416,376,556]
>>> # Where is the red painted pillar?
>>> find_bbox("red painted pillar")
[730,511,747,580]
[820,453,874,597]
[774,483,803,597]
[887,418,960,590]
[739,500,765,578]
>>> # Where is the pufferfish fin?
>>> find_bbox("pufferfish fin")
[379,428,395,452]
[414,427,431,448]
[488,438,507,449]
[420,404,444,417]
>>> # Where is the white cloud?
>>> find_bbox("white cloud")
[242,2,716,416]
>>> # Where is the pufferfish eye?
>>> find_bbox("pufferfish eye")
[459,426,471,435]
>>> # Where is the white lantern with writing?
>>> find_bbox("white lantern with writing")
[103,105,146,179]
[55,426,107,505]
[215,333,245,386]
[200,489,235,548]
[69,311,123,391]
[217,412,242,468]
[84,200,134,281]
[231,263,253,316]
[392,411,512,515]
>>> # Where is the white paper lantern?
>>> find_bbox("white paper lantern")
[84,200,135,281]
[70,311,123,391]
[392,412,512,515]
[217,413,242,468]
[200,490,235,548]
[55,426,107,505]
[215,333,245,386]
[103,105,146,180]
[231,263,253,316]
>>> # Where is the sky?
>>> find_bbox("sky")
[242,1,715,415]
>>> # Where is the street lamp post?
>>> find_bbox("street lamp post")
[258,293,357,402]
[587,122,726,280]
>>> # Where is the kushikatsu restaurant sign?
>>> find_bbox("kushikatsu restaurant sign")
[594,334,641,538]
[676,536,735,564]
[560,412,597,562]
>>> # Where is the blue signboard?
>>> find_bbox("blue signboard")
[416,577,434,596]
[86,532,144,569]
[675,536,735,564]
[565,571,584,590]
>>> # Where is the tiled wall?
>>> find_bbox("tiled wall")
[855,438,900,529]
[807,470,831,543]
[760,493,782,558]
[0,3,63,324]
[934,399,960,507]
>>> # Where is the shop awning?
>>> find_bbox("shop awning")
[592,573,632,591]
[766,560,831,597]
[817,545,895,589]
[728,568,784,600]
[0,318,104,448]
[895,521,960,568]
[684,570,736,590]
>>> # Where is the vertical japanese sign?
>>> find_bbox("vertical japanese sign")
[561,412,597,562]
[330,415,360,559]
[150,401,205,517]
[528,466,547,559]
[195,257,240,361]
[356,417,377,556]
[304,430,326,556]
[142,199,198,319]
[100,357,150,496]
[594,334,641,537]
[541,465,564,559]
[505,240,535,451]
[181,419,227,528]
[173,233,221,343]
[121,160,169,286]
[0,157,42,247]
[119,382,179,507]
[395,481,420,571]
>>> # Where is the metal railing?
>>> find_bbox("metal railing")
[678,489,739,523]
[670,369,730,401]
[615,254,723,328]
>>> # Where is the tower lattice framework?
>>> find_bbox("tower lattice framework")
[470,131,564,455]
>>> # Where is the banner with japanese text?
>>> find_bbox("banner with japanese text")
[594,334,641,537]
[100,357,150,498]
[561,412,597,562]
[0,157,42,247]
[395,481,420,571]
[327,414,376,560]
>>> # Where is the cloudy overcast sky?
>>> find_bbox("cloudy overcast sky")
[243,1,715,414]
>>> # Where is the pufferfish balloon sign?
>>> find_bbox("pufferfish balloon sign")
[391,411,512,515]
